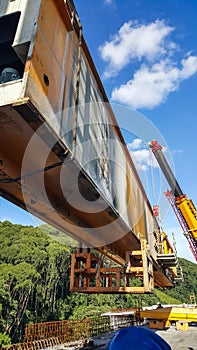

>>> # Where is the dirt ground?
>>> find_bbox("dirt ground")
[156,325,197,350]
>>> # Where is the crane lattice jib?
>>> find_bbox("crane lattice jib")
[149,140,197,261]
[165,191,197,261]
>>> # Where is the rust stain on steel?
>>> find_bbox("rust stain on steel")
[0,0,178,291]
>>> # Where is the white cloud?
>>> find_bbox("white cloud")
[180,56,197,78]
[131,149,149,171]
[127,138,143,150]
[127,138,158,170]
[99,19,174,78]
[103,0,112,4]
[99,19,197,109]
[172,149,183,155]
[111,56,197,109]
[131,149,159,170]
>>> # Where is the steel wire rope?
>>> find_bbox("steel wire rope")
[149,147,157,207]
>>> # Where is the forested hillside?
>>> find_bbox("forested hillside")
[165,257,197,303]
[0,221,196,344]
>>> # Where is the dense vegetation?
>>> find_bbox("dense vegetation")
[164,258,197,303]
[0,221,196,345]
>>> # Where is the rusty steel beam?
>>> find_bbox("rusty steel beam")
[0,0,178,292]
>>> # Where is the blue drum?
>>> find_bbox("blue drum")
[108,327,171,350]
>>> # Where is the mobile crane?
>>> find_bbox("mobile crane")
[150,140,197,262]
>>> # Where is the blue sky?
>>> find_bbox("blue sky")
[1,0,197,262]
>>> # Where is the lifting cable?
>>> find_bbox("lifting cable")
[149,147,157,207]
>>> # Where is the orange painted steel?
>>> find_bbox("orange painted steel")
[0,0,178,292]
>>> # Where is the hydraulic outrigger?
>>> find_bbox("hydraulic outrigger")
[150,140,197,261]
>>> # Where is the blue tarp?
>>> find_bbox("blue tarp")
[108,326,171,350]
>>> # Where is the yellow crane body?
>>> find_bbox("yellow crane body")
[150,140,197,261]
[176,197,197,240]
[140,306,197,326]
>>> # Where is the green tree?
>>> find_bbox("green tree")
[0,221,196,344]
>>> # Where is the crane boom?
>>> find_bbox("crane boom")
[150,141,183,198]
[150,140,197,261]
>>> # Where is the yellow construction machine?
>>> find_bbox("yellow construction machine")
[150,140,197,261]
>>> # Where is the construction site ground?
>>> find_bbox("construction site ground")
[63,324,197,350]
[156,325,197,350]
